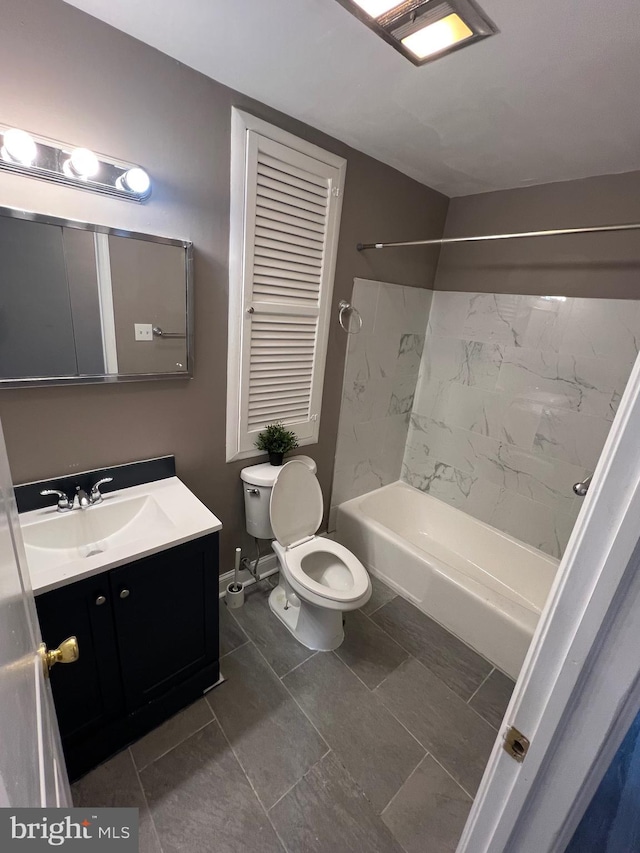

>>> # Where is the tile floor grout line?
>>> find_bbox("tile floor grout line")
[350,607,412,658]
[363,591,398,617]
[248,638,332,752]
[373,653,415,695]
[266,748,332,814]
[367,591,500,675]
[369,682,429,757]
[132,718,216,774]
[467,701,503,732]
[331,647,404,695]
[368,663,487,804]
[380,752,430,816]
[224,582,489,830]
[406,654,501,730]
[466,667,495,705]
[212,714,291,853]
[278,649,319,679]
[127,747,165,853]
[251,634,431,823]
[361,607,416,659]
[219,601,250,644]
[426,750,476,801]
[219,638,251,659]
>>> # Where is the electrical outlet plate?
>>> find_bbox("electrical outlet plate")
[134,323,153,341]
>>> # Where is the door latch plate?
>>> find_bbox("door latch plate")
[504,726,530,762]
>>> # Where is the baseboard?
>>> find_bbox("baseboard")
[218,552,279,597]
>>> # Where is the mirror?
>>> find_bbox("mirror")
[0,207,192,386]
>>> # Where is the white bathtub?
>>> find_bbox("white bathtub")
[336,481,559,679]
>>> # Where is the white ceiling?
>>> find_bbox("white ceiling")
[63,0,640,197]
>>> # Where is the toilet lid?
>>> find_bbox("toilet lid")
[270,460,323,547]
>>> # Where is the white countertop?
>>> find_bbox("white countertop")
[20,477,222,595]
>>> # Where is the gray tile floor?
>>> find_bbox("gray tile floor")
[73,575,515,853]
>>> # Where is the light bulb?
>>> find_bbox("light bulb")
[65,147,100,179]
[1,128,37,166]
[401,13,473,59]
[351,0,400,18]
[117,166,151,196]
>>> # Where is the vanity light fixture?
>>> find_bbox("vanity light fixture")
[63,147,100,180]
[117,166,151,195]
[0,125,152,202]
[1,128,38,166]
[337,0,498,66]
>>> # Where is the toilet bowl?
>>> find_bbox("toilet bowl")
[240,458,371,651]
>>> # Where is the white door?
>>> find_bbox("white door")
[459,352,640,852]
[0,419,71,807]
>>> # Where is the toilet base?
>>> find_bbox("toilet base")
[268,581,345,651]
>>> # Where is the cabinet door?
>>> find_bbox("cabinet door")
[35,576,123,741]
[109,535,218,711]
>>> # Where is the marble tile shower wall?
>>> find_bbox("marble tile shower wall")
[402,292,640,557]
[330,279,433,522]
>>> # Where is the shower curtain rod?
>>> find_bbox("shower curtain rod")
[356,221,640,251]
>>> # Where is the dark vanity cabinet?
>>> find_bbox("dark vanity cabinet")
[35,533,219,781]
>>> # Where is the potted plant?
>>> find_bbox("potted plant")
[255,422,299,466]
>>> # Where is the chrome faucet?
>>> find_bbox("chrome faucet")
[40,477,114,512]
[39,489,72,512]
[89,478,113,505]
[75,486,91,509]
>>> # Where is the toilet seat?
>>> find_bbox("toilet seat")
[281,537,370,604]
[269,461,371,609]
[270,460,323,547]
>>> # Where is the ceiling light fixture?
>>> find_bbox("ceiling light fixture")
[402,13,473,59]
[351,0,401,17]
[336,0,498,66]
[0,124,152,202]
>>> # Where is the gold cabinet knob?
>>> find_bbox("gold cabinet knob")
[38,637,79,677]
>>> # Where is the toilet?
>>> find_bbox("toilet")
[240,457,371,650]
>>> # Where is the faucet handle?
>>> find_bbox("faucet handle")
[90,477,113,504]
[40,489,72,512]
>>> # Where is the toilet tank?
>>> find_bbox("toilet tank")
[240,455,317,540]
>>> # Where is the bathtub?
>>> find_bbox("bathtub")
[335,481,559,679]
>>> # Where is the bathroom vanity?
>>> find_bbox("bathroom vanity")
[17,457,222,781]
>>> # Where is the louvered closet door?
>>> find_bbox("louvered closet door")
[237,131,342,452]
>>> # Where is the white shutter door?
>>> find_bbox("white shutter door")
[236,131,342,453]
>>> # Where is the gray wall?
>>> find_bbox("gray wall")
[63,228,105,376]
[0,0,448,572]
[0,219,77,378]
[436,172,640,298]
[109,237,187,375]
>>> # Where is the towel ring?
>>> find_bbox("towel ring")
[338,300,363,334]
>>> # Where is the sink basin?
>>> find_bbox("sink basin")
[23,495,174,560]
[19,477,222,594]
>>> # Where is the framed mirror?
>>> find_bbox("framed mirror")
[0,206,193,387]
